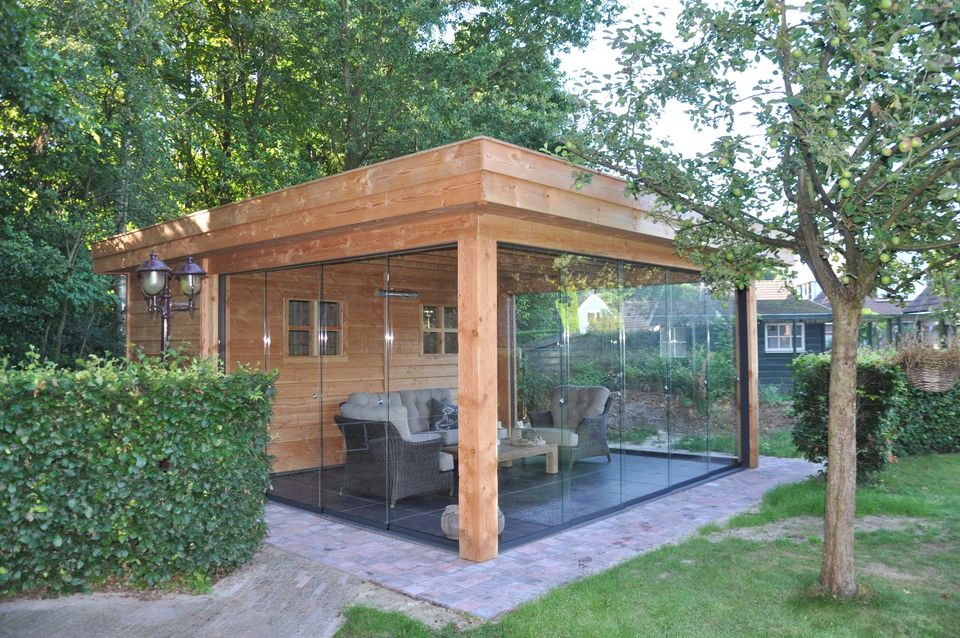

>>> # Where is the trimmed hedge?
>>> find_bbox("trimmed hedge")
[0,353,275,596]
[790,351,902,481]
[887,381,960,456]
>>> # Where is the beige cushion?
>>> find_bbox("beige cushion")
[408,432,441,443]
[550,385,610,430]
[341,392,411,439]
[398,388,455,434]
[529,427,579,447]
[438,451,454,473]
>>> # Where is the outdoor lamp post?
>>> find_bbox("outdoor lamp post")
[135,251,207,354]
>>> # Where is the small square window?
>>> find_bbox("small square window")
[444,332,458,354]
[423,331,440,354]
[289,330,311,357]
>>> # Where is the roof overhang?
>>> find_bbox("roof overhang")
[92,137,689,275]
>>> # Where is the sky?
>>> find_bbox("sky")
[556,1,821,287]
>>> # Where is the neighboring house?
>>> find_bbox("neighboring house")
[577,293,609,334]
[902,285,955,339]
[813,292,904,350]
[755,281,832,390]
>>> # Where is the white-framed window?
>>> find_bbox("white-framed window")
[286,299,342,357]
[824,322,833,349]
[765,321,804,353]
[660,325,688,358]
[422,305,458,355]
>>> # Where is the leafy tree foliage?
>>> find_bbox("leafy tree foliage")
[572,0,959,598]
[0,0,618,364]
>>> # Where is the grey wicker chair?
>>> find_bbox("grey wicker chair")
[529,392,614,467]
[333,414,454,507]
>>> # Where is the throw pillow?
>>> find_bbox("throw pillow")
[430,399,459,431]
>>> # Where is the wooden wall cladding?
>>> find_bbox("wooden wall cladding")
[223,250,459,473]
[126,273,201,357]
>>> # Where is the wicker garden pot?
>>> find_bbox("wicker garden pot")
[896,336,960,394]
[903,361,960,393]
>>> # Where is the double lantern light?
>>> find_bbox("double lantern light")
[135,251,207,353]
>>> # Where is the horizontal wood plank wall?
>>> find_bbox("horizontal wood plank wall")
[225,251,459,474]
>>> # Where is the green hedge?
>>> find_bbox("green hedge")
[886,381,960,456]
[0,353,276,596]
[790,351,902,481]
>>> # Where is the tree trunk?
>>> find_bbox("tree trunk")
[820,298,862,598]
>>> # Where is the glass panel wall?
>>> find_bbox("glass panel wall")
[499,245,742,546]
[238,241,741,550]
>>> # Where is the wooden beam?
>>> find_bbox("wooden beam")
[457,234,499,562]
[743,284,760,468]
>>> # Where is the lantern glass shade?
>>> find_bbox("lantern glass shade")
[140,270,167,297]
[179,273,202,296]
[174,255,207,298]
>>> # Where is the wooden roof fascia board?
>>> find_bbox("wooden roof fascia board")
[477,137,659,213]
[476,213,694,271]
[93,175,485,273]
[207,210,480,274]
[92,139,486,262]
[479,171,674,242]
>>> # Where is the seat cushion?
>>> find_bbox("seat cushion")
[341,392,411,439]
[438,451,455,473]
[550,385,610,429]
[398,388,455,434]
[438,429,458,446]
[528,427,579,447]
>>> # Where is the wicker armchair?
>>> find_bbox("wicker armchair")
[333,415,454,507]
[528,387,614,467]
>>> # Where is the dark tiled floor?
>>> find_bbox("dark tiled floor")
[268,450,738,545]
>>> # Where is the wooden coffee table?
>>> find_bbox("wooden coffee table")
[442,441,559,475]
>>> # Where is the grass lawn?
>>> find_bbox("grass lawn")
[336,454,960,637]
[676,428,801,458]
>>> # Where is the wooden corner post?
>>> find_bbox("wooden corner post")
[737,284,760,468]
[457,236,499,562]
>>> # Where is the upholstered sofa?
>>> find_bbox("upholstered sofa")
[337,388,457,506]
[528,385,613,466]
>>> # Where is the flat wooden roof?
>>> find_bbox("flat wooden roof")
[92,136,690,273]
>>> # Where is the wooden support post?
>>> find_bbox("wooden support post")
[457,236,499,562]
[743,285,760,468]
[198,259,219,358]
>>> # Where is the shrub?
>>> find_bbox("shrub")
[886,379,960,456]
[790,351,902,481]
[0,352,276,596]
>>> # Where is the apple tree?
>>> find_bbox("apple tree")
[571,0,960,597]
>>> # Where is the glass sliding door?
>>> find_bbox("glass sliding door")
[558,254,622,522]
[319,257,391,527]
[498,246,566,542]
[708,293,739,469]
[621,264,671,500]
[665,272,710,485]
[385,248,460,540]
[262,266,324,509]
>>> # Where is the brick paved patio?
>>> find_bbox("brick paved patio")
[266,457,819,619]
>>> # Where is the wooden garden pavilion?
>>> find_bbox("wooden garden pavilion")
[92,137,760,562]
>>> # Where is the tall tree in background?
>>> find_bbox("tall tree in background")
[573,0,959,597]
[0,0,618,363]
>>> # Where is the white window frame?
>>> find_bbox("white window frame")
[660,324,688,358]
[765,321,804,353]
